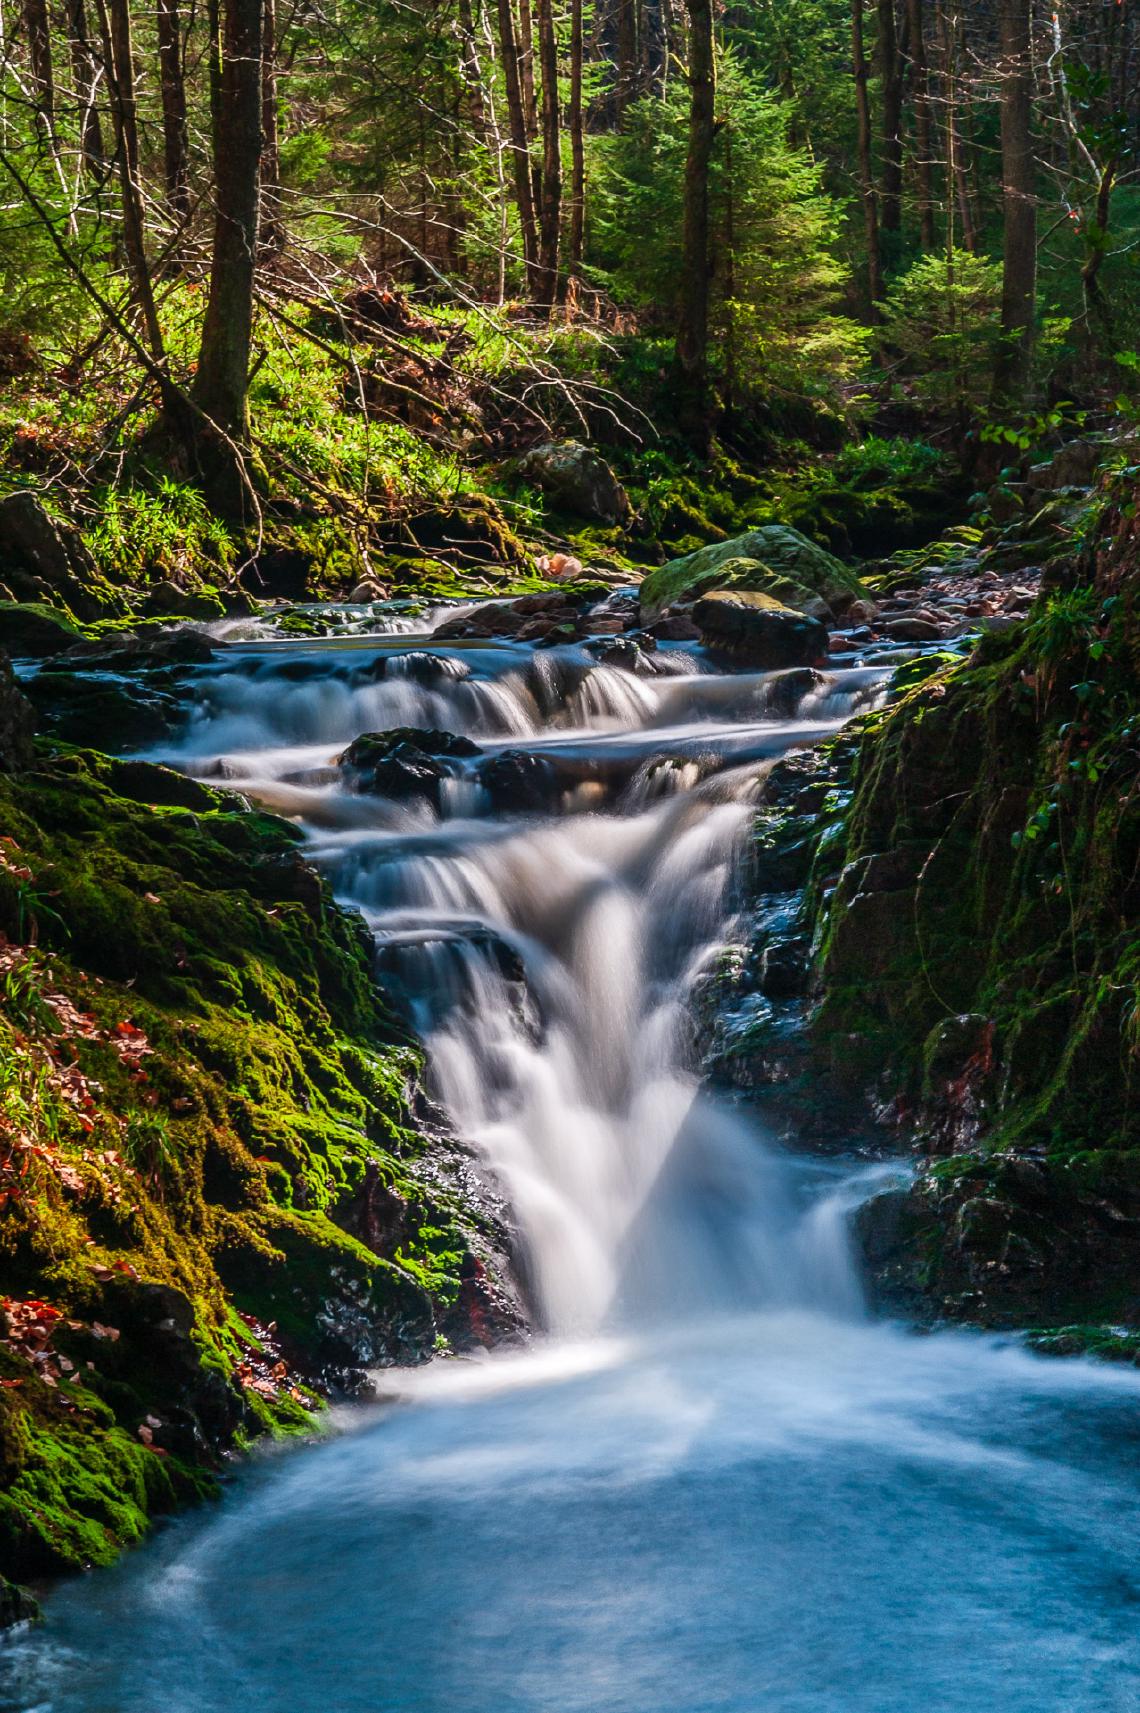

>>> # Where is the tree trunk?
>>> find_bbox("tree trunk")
[23,0,55,133]
[192,0,263,446]
[674,0,716,450]
[878,0,903,236]
[260,0,283,253]
[615,0,637,122]
[156,0,190,221]
[568,0,585,277]
[534,0,561,309]
[98,0,167,361]
[495,0,541,293]
[904,0,934,247]
[66,0,105,170]
[994,0,1036,399]
[851,0,883,317]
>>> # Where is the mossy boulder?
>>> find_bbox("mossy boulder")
[515,441,632,525]
[0,650,34,770]
[0,601,84,657]
[638,527,866,621]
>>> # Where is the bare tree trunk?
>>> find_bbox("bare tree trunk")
[496,0,541,293]
[615,0,637,122]
[66,0,105,170]
[994,0,1036,399]
[156,0,190,220]
[260,0,283,253]
[878,0,903,236]
[97,0,166,361]
[192,0,263,447]
[534,0,560,309]
[675,0,716,450]
[568,0,585,277]
[23,0,55,134]
[904,0,935,247]
[851,0,883,317]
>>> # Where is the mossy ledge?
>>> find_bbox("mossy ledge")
[0,745,523,1615]
[804,472,1140,1330]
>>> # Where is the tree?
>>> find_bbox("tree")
[156,0,191,221]
[877,0,903,239]
[191,0,264,479]
[535,0,561,307]
[903,0,934,248]
[850,0,882,315]
[675,0,717,448]
[993,0,1036,400]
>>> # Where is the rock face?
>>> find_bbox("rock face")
[0,652,34,771]
[516,441,632,525]
[639,527,867,621]
[692,591,828,668]
[0,492,112,621]
[0,601,84,657]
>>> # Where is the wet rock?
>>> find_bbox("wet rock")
[349,578,390,603]
[432,602,526,640]
[764,666,826,717]
[0,491,108,620]
[753,936,809,999]
[141,581,226,621]
[338,727,481,806]
[515,441,632,525]
[0,1576,40,1629]
[0,650,35,770]
[584,636,656,675]
[645,612,701,642]
[477,748,557,812]
[693,591,828,668]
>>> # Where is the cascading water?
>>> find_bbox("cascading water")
[7,613,1140,1713]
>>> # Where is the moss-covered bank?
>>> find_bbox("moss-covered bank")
[0,742,521,1613]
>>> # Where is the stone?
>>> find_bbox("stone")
[692,590,828,668]
[883,617,945,642]
[1026,439,1105,493]
[477,749,557,812]
[645,612,701,642]
[0,491,107,620]
[845,598,880,626]
[0,649,35,770]
[515,441,632,524]
[338,728,481,806]
[141,580,226,620]
[348,578,390,603]
[0,600,83,656]
[639,526,867,621]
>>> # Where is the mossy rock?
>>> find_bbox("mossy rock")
[638,527,866,620]
[0,601,84,657]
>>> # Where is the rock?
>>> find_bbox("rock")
[845,598,880,625]
[645,612,701,642]
[0,600,84,656]
[432,602,526,640]
[0,1576,40,1629]
[764,666,826,716]
[693,591,828,668]
[338,727,481,806]
[639,527,867,621]
[0,650,35,770]
[1026,439,1105,493]
[238,547,313,599]
[754,937,809,999]
[349,578,390,603]
[141,581,226,620]
[516,441,632,525]
[882,617,946,642]
[477,749,557,812]
[0,491,108,620]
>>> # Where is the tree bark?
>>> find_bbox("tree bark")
[156,0,190,221]
[495,0,541,293]
[568,0,585,277]
[851,0,883,317]
[674,0,716,450]
[904,0,934,248]
[878,0,903,236]
[615,0,637,121]
[23,0,55,134]
[98,0,167,361]
[534,0,561,308]
[260,0,283,253]
[192,0,263,444]
[66,0,105,170]
[994,0,1036,399]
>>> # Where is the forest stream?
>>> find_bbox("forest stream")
[5,602,1140,1712]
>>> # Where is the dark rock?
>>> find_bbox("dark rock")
[141,581,226,620]
[645,612,701,642]
[516,441,633,524]
[1026,439,1104,492]
[0,600,83,657]
[0,650,35,770]
[0,1576,40,1629]
[477,749,557,812]
[338,727,481,806]
[693,591,828,668]
[0,491,108,620]
[882,617,946,643]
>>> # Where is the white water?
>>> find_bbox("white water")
[5,621,1140,1713]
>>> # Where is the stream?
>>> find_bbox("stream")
[5,602,1140,1711]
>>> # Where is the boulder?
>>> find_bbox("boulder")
[0,600,84,657]
[692,591,828,668]
[338,728,481,807]
[348,578,390,603]
[1026,439,1105,493]
[516,441,632,525]
[0,650,35,770]
[882,617,946,642]
[639,527,866,621]
[477,749,558,812]
[141,581,226,621]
